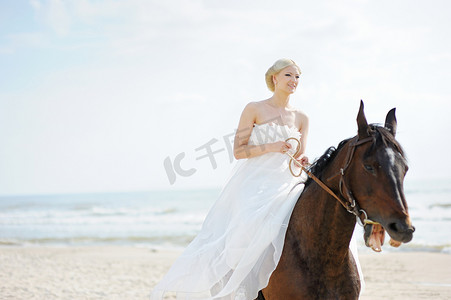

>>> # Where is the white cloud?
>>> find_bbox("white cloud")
[6,32,47,48]
[1,0,450,194]
[29,0,41,10]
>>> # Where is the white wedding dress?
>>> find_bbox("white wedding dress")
[151,123,364,300]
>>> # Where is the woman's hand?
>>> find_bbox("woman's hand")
[296,154,310,167]
[271,141,292,154]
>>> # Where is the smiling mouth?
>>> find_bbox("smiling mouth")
[364,223,402,252]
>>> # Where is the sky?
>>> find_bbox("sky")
[0,0,450,195]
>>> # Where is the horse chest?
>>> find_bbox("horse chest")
[264,245,360,300]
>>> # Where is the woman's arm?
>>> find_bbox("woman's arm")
[233,103,292,160]
[295,111,309,166]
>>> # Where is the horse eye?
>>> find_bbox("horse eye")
[364,165,374,172]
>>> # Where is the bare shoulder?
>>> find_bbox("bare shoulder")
[293,108,309,122]
[243,101,260,111]
[241,100,268,116]
[290,107,309,131]
[246,100,268,109]
[238,101,263,127]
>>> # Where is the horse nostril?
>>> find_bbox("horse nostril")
[388,222,411,233]
[388,223,399,233]
[389,222,415,234]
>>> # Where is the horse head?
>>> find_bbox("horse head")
[346,101,415,251]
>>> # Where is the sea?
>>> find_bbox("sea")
[1,179,450,253]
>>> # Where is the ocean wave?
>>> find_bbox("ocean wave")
[393,242,451,253]
[0,235,196,247]
[0,240,22,246]
[2,237,451,254]
[0,188,449,253]
[0,213,207,226]
[429,203,451,209]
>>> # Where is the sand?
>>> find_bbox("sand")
[0,246,450,299]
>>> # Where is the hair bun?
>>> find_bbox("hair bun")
[265,59,301,92]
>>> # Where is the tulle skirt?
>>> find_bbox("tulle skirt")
[151,124,364,299]
[151,150,307,299]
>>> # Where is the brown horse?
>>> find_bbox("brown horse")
[259,101,415,299]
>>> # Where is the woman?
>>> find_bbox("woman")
[151,59,310,300]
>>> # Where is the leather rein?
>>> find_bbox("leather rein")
[285,136,380,227]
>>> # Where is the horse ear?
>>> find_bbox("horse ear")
[357,100,369,138]
[385,108,397,137]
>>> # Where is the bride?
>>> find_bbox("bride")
[151,58,311,299]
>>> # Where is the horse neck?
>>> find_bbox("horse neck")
[288,145,357,261]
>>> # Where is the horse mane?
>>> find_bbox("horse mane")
[304,138,350,187]
[366,124,405,157]
[304,124,405,188]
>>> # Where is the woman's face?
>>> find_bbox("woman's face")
[273,65,300,94]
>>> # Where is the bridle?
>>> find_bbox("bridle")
[285,136,380,227]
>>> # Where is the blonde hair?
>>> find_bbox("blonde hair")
[265,58,301,92]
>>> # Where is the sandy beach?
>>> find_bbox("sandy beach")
[0,246,450,299]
